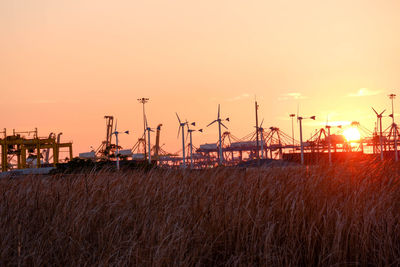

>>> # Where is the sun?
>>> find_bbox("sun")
[343,127,361,142]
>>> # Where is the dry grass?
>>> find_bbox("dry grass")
[1,162,400,266]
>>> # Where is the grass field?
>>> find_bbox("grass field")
[1,162,400,266]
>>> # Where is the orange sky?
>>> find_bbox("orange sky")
[1,0,400,155]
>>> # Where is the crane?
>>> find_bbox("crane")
[96,116,115,159]
[154,124,163,163]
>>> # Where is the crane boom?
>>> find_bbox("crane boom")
[95,116,115,159]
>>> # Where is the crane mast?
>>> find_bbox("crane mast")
[154,124,162,162]
[96,116,115,159]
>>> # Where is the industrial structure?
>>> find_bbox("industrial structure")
[0,128,73,172]
[96,115,117,159]
[77,113,400,169]
[6,93,400,173]
[73,93,400,169]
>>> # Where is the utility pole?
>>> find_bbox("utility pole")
[255,101,260,166]
[380,116,384,161]
[116,132,119,170]
[260,127,264,159]
[113,129,129,171]
[290,114,295,152]
[189,130,193,168]
[389,94,397,162]
[298,115,316,165]
[146,127,152,164]
[372,108,385,161]
[299,118,304,164]
[325,124,341,165]
[326,126,331,165]
[187,124,201,169]
[137,98,149,160]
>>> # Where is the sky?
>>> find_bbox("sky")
[1,0,400,156]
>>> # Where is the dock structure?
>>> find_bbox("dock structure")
[162,121,399,168]
[77,114,400,169]
[0,128,72,172]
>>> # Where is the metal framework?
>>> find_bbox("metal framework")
[0,128,73,172]
[184,120,400,167]
[77,108,400,167]
[95,116,117,160]
[128,118,400,167]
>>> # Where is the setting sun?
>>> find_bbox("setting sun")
[343,127,361,142]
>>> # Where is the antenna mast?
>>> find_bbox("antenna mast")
[255,101,260,166]
[389,94,397,161]
[137,97,149,160]
[290,114,295,152]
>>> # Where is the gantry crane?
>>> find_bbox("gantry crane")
[0,128,73,172]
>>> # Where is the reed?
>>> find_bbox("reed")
[1,162,400,266]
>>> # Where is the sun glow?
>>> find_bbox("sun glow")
[343,127,361,142]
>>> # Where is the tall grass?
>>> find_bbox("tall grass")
[1,162,400,266]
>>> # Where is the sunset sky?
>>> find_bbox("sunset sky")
[1,0,400,155]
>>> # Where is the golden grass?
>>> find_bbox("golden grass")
[1,162,400,266]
